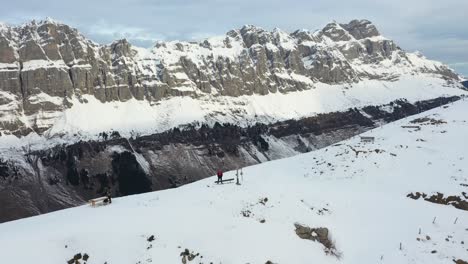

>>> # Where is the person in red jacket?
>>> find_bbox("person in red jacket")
[217,169,223,183]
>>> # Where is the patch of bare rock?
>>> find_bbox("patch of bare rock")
[294,223,341,257]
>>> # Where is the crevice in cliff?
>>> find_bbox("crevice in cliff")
[68,68,75,89]
[18,61,25,103]
[111,151,152,196]
[25,152,49,213]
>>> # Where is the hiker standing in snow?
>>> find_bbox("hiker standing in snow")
[106,189,112,204]
[217,169,223,183]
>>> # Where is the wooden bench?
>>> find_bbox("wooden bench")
[401,125,421,129]
[360,136,375,143]
[214,178,235,184]
[89,196,110,207]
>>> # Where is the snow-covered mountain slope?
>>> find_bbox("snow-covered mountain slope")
[1,99,466,264]
[0,18,465,138]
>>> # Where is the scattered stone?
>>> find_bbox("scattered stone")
[147,235,155,242]
[453,259,468,264]
[74,253,82,260]
[180,248,200,263]
[260,219,266,223]
[411,117,446,125]
[431,250,437,254]
[317,207,330,215]
[259,197,269,205]
[66,252,90,264]
[242,210,252,217]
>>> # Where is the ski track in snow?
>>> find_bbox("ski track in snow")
[1,99,467,264]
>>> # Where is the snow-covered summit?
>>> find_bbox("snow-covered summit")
[22,16,63,27]
[0,21,9,31]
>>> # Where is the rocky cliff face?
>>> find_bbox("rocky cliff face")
[0,18,462,135]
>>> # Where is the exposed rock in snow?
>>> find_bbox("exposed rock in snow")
[294,223,335,254]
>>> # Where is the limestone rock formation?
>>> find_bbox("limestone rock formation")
[0,18,462,135]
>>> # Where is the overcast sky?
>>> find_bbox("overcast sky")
[1,0,467,76]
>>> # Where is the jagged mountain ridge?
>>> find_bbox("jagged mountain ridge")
[0,18,462,136]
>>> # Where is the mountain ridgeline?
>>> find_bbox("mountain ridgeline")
[0,18,462,135]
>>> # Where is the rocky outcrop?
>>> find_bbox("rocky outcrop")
[407,192,468,211]
[294,223,339,257]
[294,223,331,246]
[0,18,462,135]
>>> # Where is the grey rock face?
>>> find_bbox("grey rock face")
[320,22,353,42]
[0,19,462,135]
[340,19,380,39]
[0,39,17,63]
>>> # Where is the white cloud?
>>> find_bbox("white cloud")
[87,20,166,46]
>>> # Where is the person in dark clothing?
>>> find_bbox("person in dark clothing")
[106,189,112,204]
[217,169,223,183]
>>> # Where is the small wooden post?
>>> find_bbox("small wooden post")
[418,228,421,235]
[454,217,458,224]
[399,242,402,250]
[236,169,240,185]
[432,217,436,224]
